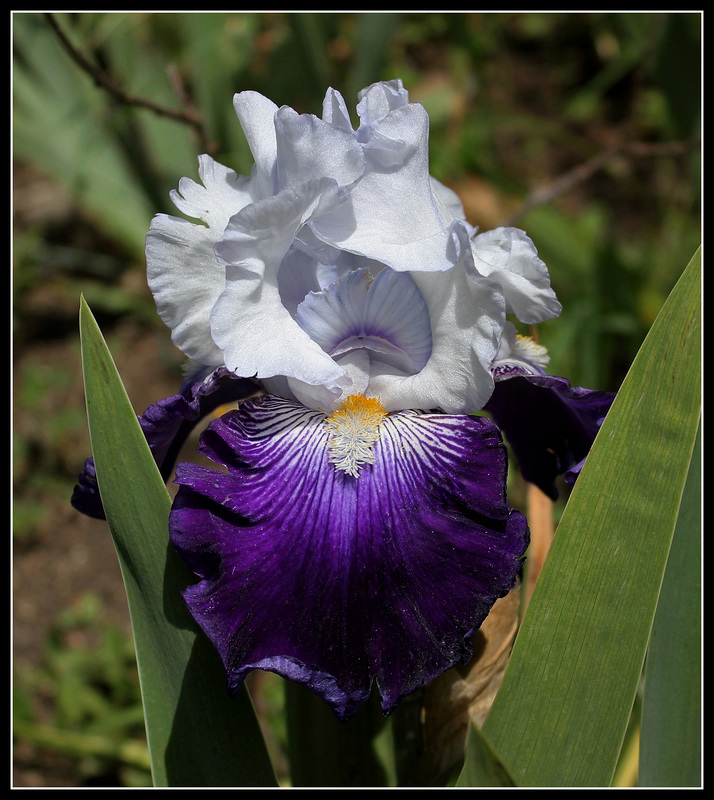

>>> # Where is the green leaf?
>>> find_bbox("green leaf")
[638,424,701,787]
[285,682,394,787]
[79,297,277,787]
[456,724,516,787]
[481,248,701,786]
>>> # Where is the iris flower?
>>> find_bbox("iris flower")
[73,80,613,721]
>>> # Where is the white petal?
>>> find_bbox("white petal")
[287,374,346,412]
[292,223,345,266]
[288,349,370,412]
[430,176,467,224]
[369,223,505,414]
[356,79,409,127]
[146,155,259,367]
[295,269,370,355]
[211,179,349,389]
[321,87,354,133]
[296,267,432,375]
[275,106,365,192]
[334,349,372,396]
[312,103,457,274]
[146,213,225,367]
[233,91,279,199]
[361,267,432,371]
[276,248,322,316]
[169,154,254,230]
[354,80,413,167]
[471,227,562,324]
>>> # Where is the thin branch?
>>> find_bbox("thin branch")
[498,137,700,227]
[44,13,215,155]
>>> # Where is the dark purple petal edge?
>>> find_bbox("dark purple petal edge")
[70,367,261,519]
[485,373,616,500]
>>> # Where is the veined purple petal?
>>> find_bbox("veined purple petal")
[139,367,261,478]
[169,395,528,720]
[296,267,433,375]
[70,367,261,520]
[485,373,615,500]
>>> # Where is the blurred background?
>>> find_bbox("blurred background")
[12,12,701,787]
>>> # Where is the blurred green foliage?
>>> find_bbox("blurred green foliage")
[13,593,152,786]
[12,11,700,787]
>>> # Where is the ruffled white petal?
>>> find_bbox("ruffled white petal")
[233,91,280,199]
[276,248,322,316]
[321,87,354,132]
[471,227,562,324]
[311,103,457,274]
[169,154,255,229]
[211,179,350,392]
[368,223,505,414]
[275,106,365,191]
[288,349,372,411]
[146,215,223,366]
[430,176,468,225]
[146,155,257,367]
[146,81,560,422]
[355,79,410,128]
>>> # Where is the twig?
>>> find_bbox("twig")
[44,13,215,156]
[499,137,700,227]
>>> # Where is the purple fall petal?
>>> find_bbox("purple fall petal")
[169,394,529,720]
[484,373,615,500]
[70,367,261,519]
[70,456,104,520]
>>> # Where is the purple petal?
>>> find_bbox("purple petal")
[70,456,104,519]
[485,374,615,500]
[70,367,261,519]
[169,395,529,720]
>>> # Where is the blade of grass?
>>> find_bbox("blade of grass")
[480,248,701,786]
[80,297,277,787]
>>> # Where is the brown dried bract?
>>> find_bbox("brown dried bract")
[411,584,522,786]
